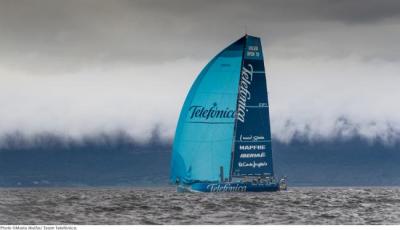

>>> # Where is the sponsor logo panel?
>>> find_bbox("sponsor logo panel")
[188,103,235,121]
[206,184,247,192]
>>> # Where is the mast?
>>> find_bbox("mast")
[229,34,248,182]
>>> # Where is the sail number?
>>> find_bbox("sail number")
[247,46,260,57]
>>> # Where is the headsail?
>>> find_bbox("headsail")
[230,35,274,178]
[170,37,245,184]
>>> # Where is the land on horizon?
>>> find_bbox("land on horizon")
[1,134,400,188]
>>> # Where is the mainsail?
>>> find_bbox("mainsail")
[171,35,273,184]
[230,36,274,178]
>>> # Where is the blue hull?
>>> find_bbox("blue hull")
[178,182,280,193]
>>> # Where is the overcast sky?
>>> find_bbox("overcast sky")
[1,0,400,145]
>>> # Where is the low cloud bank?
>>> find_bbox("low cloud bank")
[1,55,400,147]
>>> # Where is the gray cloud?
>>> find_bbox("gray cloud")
[1,0,400,72]
[1,0,400,145]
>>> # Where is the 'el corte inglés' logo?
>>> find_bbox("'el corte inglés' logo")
[188,103,235,120]
[238,161,268,168]
[237,64,253,123]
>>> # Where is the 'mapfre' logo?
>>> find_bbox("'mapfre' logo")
[188,103,235,120]
[237,64,254,123]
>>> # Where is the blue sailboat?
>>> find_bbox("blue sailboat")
[170,35,287,192]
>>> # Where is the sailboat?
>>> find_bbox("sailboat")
[170,34,287,192]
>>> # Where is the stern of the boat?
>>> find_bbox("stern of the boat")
[279,177,288,191]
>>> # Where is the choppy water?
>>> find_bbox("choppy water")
[1,187,400,224]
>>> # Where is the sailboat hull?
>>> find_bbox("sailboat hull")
[178,182,281,193]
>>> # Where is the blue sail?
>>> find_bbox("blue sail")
[230,35,274,177]
[170,37,245,184]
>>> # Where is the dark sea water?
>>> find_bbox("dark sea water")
[0,187,400,224]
